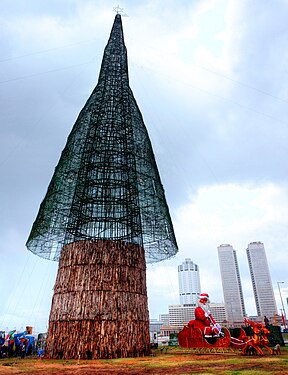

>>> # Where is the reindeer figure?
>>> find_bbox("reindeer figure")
[242,318,273,356]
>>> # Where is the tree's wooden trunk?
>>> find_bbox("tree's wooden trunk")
[45,240,150,359]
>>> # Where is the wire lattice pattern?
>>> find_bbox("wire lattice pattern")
[26,14,178,263]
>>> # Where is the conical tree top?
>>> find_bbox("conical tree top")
[26,14,178,263]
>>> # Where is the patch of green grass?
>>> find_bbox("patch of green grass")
[0,349,287,374]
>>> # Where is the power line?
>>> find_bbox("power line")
[0,39,97,63]
[0,61,92,84]
[192,62,288,105]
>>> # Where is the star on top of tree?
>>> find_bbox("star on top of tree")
[113,5,128,17]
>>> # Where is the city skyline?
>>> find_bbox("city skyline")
[164,258,227,327]
[159,241,280,326]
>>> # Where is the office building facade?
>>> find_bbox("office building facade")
[246,241,277,319]
[168,304,195,327]
[178,258,201,305]
[218,244,246,325]
[209,303,227,323]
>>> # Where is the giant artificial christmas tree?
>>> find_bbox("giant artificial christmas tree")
[26,13,178,359]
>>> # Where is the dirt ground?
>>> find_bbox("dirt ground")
[0,351,287,375]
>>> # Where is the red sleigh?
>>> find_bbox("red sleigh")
[178,322,248,350]
[178,324,232,349]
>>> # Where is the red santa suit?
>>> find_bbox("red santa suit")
[188,293,221,337]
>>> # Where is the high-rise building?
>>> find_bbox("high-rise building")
[178,258,201,305]
[165,259,200,328]
[209,303,227,323]
[218,244,246,325]
[246,241,277,319]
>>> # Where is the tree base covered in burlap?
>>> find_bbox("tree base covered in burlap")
[45,240,151,359]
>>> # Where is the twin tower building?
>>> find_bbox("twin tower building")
[178,241,277,325]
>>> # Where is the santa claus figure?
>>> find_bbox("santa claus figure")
[188,293,222,337]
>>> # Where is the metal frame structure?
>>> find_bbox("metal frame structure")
[26,14,178,263]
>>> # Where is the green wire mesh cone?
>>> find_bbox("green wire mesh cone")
[26,14,178,263]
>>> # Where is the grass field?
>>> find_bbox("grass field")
[0,346,287,375]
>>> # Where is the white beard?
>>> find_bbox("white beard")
[198,301,210,314]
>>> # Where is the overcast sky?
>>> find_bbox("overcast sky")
[1,0,288,333]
